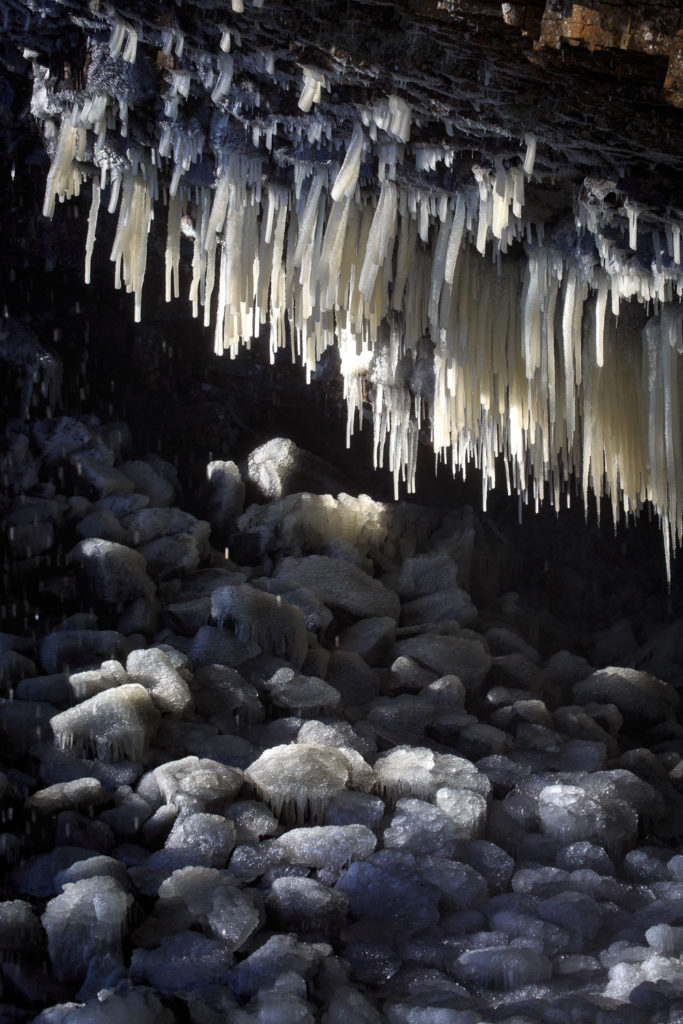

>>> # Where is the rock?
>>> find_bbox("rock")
[246,437,351,500]
[227,932,331,998]
[394,553,461,600]
[153,756,242,813]
[401,587,477,627]
[27,777,108,816]
[264,668,340,717]
[266,875,348,934]
[276,555,400,620]
[75,507,128,544]
[69,538,155,604]
[205,459,245,532]
[189,626,260,668]
[0,698,57,759]
[121,458,175,506]
[337,617,397,665]
[211,583,308,668]
[573,667,679,728]
[391,634,491,693]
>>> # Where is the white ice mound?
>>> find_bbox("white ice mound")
[211,583,308,668]
[245,743,352,824]
[50,683,160,762]
[275,555,400,620]
[270,824,376,878]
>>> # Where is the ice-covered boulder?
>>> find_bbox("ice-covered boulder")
[337,616,396,665]
[189,625,260,668]
[211,583,308,668]
[50,683,160,761]
[31,985,173,1024]
[455,945,552,990]
[153,756,242,813]
[27,777,107,816]
[126,647,192,717]
[70,537,156,605]
[383,797,460,858]
[276,555,400,620]
[66,660,128,703]
[42,875,134,983]
[336,849,440,931]
[130,930,234,993]
[269,824,376,883]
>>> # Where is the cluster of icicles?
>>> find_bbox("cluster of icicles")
[40,84,683,579]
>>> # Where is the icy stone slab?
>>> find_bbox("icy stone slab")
[336,849,440,931]
[211,583,308,668]
[0,698,56,759]
[387,655,438,694]
[384,798,460,858]
[189,625,260,668]
[455,945,552,990]
[401,587,477,628]
[121,507,203,546]
[50,683,160,762]
[264,668,341,716]
[131,930,234,993]
[374,746,490,805]
[66,660,128,703]
[391,634,491,693]
[573,666,679,727]
[395,554,460,599]
[245,743,352,824]
[460,840,514,895]
[153,756,242,813]
[138,529,211,578]
[269,824,376,883]
[42,875,134,983]
[126,647,192,717]
[134,813,237,881]
[27,777,107,816]
[69,539,155,604]
[337,616,397,667]
[154,866,262,952]
[39,629,132,674]
[267,876,348,934]
[227,933,331,998]
[276,555,400,620]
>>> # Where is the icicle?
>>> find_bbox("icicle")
[523,133,536,177]
[298,67,325,112]
[330,124,363,202]
[84,177,100,285]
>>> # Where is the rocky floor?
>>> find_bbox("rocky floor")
[1,414,683,1023]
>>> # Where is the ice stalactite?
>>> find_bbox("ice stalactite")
[33,5,683,580]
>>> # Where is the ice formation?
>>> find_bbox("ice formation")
[23,1,683,576]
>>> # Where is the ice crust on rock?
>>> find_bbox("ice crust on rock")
[266,875,348,934]
[573,666,679,727]
[50,683,160,761]
[69,538,155,604]
[153,755,242,813]
[264,667,341,716]
[211,583,309,668]
[245,743,352,823]
[374,746,490,805]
